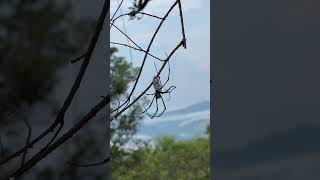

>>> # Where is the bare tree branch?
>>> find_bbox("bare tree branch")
[67,157,110,167]
[1,95,110,180]
[111,23,143,50]
[178,0,187,48]
[20,118,32,168]
[70,53,87,64]
[110,41,164,62]
[111,12,162,25]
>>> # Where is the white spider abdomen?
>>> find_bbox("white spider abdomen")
[153,76,162,91]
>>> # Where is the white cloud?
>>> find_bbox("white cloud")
[143,0,204,15]
[178,133,190,138]
[134,134,152,140]
[143,109,210,125]
[178,110,210,127]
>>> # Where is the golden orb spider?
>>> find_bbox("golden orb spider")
[141,61,176,119]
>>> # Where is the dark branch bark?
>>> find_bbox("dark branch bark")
[70,53,87,64]
[111,24,143,50]
[67,157,110,167]
[177,0,187,48]
[20,118,32,168]
[111,12,162,25]
[1,95,110,180]
[110,41,164,61]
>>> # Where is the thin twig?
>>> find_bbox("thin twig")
[111,24,142,50]
[70,53,87,64]
[110,41,164,61]
[1,95,110,180]
[67,157,110,167]
[20,118,32,168]
[116,0,134,63]
[111,12,162,25]
[110,0,124,22]
[177,0,187,48]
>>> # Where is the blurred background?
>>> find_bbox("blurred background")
[0,0,108,179]
[214,0,320,179]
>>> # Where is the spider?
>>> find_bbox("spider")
[141,61,176,119]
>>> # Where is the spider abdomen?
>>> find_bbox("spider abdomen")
[153,76,162,91]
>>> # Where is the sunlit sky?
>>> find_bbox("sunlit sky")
[110,0,210,111]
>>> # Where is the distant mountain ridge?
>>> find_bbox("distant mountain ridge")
[137,100,210,140]
[163,100,210,117]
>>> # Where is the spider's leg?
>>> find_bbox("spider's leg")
[146,92,156,96]
[151,98,159,119]
[154,95,167,117]
[160,60,171,89]
[139,95,156,115]
[163,86,176,94]
[161,86,176,101]
[154,62,159,74]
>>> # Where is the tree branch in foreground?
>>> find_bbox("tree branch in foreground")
[1,95,110,180]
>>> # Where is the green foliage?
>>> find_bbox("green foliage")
[110,47,144,149]
[109,46,210,180]
[111,135,210,180]
[5,56,59,104]
[110,47,140,98]
[129,0,152,18]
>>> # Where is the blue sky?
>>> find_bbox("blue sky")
[110,0,210,111]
